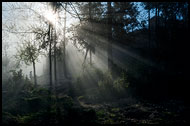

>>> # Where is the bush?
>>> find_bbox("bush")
[59,95,74,110]
[98,71,113,92]
[74,76,85,95]
[3,69,99,125]
[98,70,130,99]
[113,72,130,96]
[2,69,35,115]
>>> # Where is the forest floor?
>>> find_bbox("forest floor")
[54,78,190,125]
[76,96,189,124]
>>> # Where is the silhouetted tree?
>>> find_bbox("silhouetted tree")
[15,40,40,87]
[63,3,68,78]
[143,2,153,49]
[107,2,113,71]
[112,2,139,43]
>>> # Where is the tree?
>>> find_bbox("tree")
[15,40,40,87]
[48,23,53,92]
[107,2,113,72]
[63,3,68,77]
[50,2,58,90]
[112,2,139,43]
[47,2,62,92]
[143,2,152,49]
[66,2,104,68]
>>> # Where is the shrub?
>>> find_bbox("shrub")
[98,70,130,99]
[98,71,113,90]
[113,72,130,94]
[74,76,85,95]
[59,95,74,110]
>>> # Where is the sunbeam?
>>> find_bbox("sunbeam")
[2,2,189,125]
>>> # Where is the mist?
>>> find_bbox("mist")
[2,2,189,125]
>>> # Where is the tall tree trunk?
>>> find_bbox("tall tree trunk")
[63,3,67,78]
[54,28,57,89]
[47,24,52,114]
[157,5,160,48]
[32,60,37,87]
[82,48,89,66]
[107,2,113,72]
[54,6,57,91]
[49,23,52,92]
[90,49,92,65]
[89,2,92,65]
[148,7,151,49]
[155,3,158,49]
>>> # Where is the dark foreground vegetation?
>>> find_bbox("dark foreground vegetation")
[2,2,190,125]
[2,68,190,125]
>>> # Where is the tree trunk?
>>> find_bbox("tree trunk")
[54,6,57,91]
[107,2,113,72]
[63,3,67,78]
[49,23,52,92]
[83,48,89,66]
[32,60,37,87]
[90,49,92,65]
[155,3,158,49]
[148,6,151,49]
[89,2,92,65]
[54,28,57,89]
[158,5,160,48]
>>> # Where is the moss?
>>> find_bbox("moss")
[59,95,74,109]
[109,113,116,118]
[78,95,84,101]
[104,118,115,124]
[96,109,106,117]
[111,108,120,112]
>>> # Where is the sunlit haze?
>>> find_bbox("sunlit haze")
[2,2,189,125]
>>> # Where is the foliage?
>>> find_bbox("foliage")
[3,69,33,93]
[73,66,105,97]
[15,38,41,86]
[2,69,51,115]
[98,70,130,99]
[31,25,50,52]
[73,76,85,96]
[2,69,34,115]
[113,71,130,93]
[98,70,113,92]
[2,67,99,125]
[58,95,74,110]
[73,67,130,101]
[94,67,104,80]
[2,2,189,125]
[15,40,40,66]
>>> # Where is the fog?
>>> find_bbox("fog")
[2,2,80,77]
[2,2,189,125]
